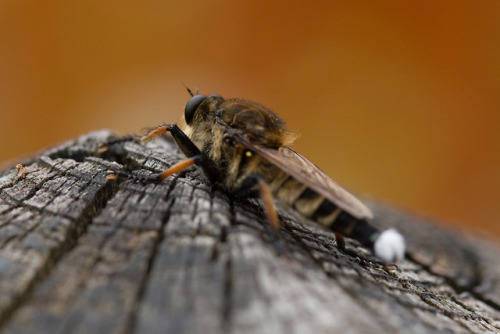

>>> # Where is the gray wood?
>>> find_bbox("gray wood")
[0,130,499,333]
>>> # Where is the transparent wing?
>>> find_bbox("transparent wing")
[237,137,373,220]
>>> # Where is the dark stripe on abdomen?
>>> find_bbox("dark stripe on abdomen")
[283,184,381,249]
[309,198,379,248]
[312,199,337,221]
[296,187,317,200]
[275,176,307,205]
[292,187,325,218]
[329,211,379,248]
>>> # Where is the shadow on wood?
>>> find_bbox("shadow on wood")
[0,130,499,333]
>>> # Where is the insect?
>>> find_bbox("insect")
[16,164,37,179]
[103,91,405,263]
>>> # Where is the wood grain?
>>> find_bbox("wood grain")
[0,130,499,333]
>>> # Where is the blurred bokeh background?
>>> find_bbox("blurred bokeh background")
[1,1,499,238]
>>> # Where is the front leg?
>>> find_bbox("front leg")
[104,124,220,183]
[143,124,202,159]
[108,155,204,182]
[162,124,220,182]
[100,124,199,158]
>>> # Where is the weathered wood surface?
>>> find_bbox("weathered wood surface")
[0,130,499,334]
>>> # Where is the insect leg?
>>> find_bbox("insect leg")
[334,233,346,252]
[330,214,405,263]
[98,135,139,153]
[105,124,221,183]
[107,155,204,182]
[140,124,201,157]
[99,124,199,159]
[257,178,280,230]
[141,124,219,177]
[140,125,170,144]
[235,174,280,230]
[166,124,220,182]
[100,124,171,153]
[156,156,198,180]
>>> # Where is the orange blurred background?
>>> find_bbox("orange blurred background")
[1,1,499,238]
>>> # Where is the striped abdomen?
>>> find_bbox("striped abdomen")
[270,174,380,250]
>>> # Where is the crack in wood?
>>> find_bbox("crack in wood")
[0,163,119,330]
[405,252,500,329]
[123,178,178,334]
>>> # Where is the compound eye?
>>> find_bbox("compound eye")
[184,94,206,125]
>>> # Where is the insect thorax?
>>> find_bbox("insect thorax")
[183,96,297,193]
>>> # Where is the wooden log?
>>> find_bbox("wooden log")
[0,130,499,333]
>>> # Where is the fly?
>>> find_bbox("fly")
[103,91,405,263]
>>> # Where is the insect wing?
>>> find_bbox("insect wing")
[237,137,373,220]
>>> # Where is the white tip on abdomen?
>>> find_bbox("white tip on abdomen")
[373,228,405,263]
